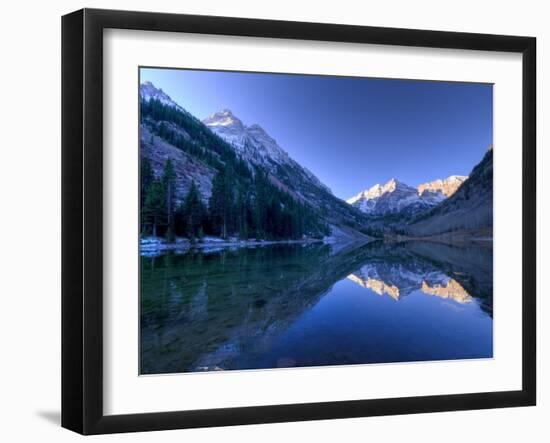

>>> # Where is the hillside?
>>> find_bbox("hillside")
[139,81,491,243]
[203,109,372,238]
[139,82,371,242]
[408,148,493,237]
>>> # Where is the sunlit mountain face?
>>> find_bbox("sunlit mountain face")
[421,279,472,303]
[346,176,467,217]
[347,273,472,304]
[417,176,467,199]
[345,241,489,308]
[347,273,401,300]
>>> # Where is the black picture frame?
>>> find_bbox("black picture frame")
[62,8,536,435]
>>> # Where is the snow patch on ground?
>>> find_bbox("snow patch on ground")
[140,236,327,255]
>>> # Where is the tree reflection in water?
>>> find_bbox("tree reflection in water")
[140,240,493,374]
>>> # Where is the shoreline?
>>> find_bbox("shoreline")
[140,236,326,254]
[140,231,493,256]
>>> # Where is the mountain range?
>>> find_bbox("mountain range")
[347,175,467,217]
[140,81,371,241]
[139,81,492,240]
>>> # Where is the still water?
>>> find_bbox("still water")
[140,241,493,374]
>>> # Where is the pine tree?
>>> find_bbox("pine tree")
[162,159,177,242]
[209,171,225,237]
[141,179,165,237]
[140,97,333,242]
[174,201,187,238]
[182,181,206,239]
[140,156,154,207]
[236,188,250,239]
[253,170,269,239]
[209,167,236,238]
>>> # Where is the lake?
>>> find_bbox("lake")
[140,240,493,374]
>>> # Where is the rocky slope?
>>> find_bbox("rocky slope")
[202,108,372,239]
[139,81,489,241]
[408,148,493,236]
[203,109,331,194]
[140,125,216,205]
[140,81,372,240]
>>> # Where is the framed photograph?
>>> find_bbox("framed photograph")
[62,8,536,435]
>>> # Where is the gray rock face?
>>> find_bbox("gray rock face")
[203,109,330,193]
[140,125,216,204]
[203,107,372,238]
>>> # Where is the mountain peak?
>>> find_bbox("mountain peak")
[347,179,405,206]
[417,175,467,198]
[385,177,403,187]
[347,177,433,216]
[139,81,183,112]
[347,173,470,217]
[203,109,244,129]
[380,178,415,194]
[140,81,162,95]
[201,109,335,193]
[247,123,265,132]
[139,80,164,98]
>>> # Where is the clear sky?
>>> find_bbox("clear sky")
[140,67,493,200]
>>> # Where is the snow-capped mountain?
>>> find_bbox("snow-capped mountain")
[347,176,467,217]
[347,179,421,215]
[140,81,187,114]
[203,110,290,165]
[203,109,330,193]
[203,108,375,238]
[139,81,372,240]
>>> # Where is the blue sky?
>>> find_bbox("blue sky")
[140,67,492,200]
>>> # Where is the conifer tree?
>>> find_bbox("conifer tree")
[140,156,154,206]
[182,181,206,239]
[162,159,176,241]
[141,179,165,237]
[209,166,236,238]
[140,97,331,242]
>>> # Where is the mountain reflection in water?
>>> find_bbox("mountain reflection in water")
[140,241,493,374]
[347,264,473,304]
